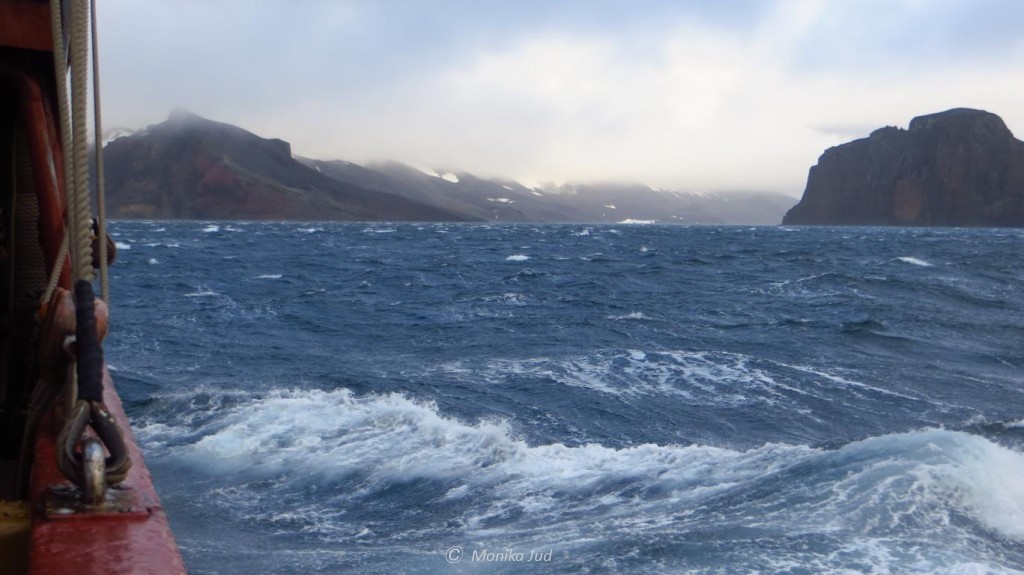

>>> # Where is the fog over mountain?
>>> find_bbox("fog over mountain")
[100,1,1024,194]
[101,110,471,221]
[100,111,795,224]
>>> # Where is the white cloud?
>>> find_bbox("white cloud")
[99,0,1024,194]
[329,0,1024,193]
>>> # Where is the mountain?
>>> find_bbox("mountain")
[533,183,797,225]
[103,110,796,223]
[783,108,1024,226]
[300,159,796,224]
[296,159,577,222]
[102,110,473,221]
[101,126,137,147]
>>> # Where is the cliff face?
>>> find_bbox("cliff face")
[102,110,473,221]
[783,108,1024,226]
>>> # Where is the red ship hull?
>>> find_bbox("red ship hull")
[0,1,185,572]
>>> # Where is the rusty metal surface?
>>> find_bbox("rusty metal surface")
[44,483,146,519]
[0,501,31,574]
[29,371,187,574]
[0,61,69,283]
[0,1,52,52]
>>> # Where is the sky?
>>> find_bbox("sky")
[97,0,1024,196]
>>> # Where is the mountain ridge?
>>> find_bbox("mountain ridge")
[103,110,475,222]
[103,110,797,224]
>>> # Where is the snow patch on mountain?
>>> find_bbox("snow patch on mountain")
[102,127,137,147]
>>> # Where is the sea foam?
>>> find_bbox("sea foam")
[897,256,934,267]
[136,386,1024,564]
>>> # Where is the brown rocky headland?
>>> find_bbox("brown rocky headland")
[783,108,1024,227]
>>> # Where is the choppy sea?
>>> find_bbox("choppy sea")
[104,221,1024,574]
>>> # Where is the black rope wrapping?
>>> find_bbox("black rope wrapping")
[58,281,132,487]
[74,279,104,402]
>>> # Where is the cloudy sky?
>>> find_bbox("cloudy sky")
[98,0,1024,195]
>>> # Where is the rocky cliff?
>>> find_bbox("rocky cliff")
[783,108,1024,226]
[102,110,472,221]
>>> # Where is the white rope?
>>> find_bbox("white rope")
[49,0,78,280]
[46,0,110,302]
[39,233,68,307]
[90,0,109,303]
[69,0,94,282]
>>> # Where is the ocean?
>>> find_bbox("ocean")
[105,221,1024,574]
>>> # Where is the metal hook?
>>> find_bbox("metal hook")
[81,437,106,505]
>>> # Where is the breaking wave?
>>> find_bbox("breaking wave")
[137,387,1024,573]
[898,256,934,267]
[107,221,1024,574]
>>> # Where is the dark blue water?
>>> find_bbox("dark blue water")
[105,222,1024,574]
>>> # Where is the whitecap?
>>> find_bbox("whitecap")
[769,361,919,400]
[148,258,159,265]
[608,312,650,321]
[897,256,933,267]
[144,387,813,503]
[184,289,218,297]
[481,293,528,306]
[444,350,794,403]
[255,274,283,280]
[136,386,1024,569]
[201,225,220,233]
[114,241,131,250]
[813,430,1024,542]
[506,254,530,262]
